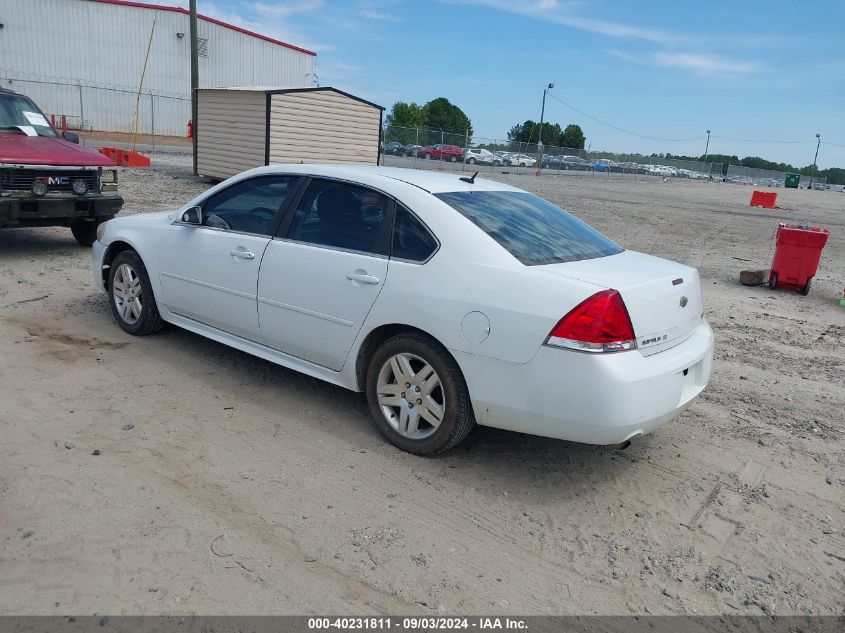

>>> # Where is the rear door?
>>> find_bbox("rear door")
[257,178,392,371]
[159,175,302,341]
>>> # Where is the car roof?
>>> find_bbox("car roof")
[256,164,523,194]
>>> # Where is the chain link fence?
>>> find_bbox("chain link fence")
[383,125,722,181]
[1,69,190,138]
[725,164,826,189]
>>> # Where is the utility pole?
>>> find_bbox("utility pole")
[810,133,821,189]
[704,129,711,160]
[536,82,553,176]
[190,0,199,176]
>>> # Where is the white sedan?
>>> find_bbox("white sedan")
[92,165,713,455]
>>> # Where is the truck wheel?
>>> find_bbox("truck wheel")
[467,157,476,165]
[769,272,778,290]
[108,250,164,336]
[70,216,113,247]
[366,332,475,455]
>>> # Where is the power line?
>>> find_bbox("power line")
[711,135,808,144]
[544,93,843,149]
[545,93,701,143]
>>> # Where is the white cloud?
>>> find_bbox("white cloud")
[359,9,403,22]
[441,0,683,45]
[652,52,758,75]
[197,1,332,53]
[252,1,325,18]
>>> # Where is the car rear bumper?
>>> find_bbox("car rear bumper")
[0,193,123,228]
[454,320,714,445]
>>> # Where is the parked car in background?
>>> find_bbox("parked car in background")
[493,152,510,166]
[593,159,622,173]
[560,156,593,171]
[0,87,122,246]
[509,154,536,167]
[92,164,713,455]
[418,144,463,162]
[464,148,495,165]
[384,141,406,156]
[404,145,422,158]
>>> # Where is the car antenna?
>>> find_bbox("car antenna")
[459,170,479,184]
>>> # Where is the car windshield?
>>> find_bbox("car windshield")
[435,190,623,266]
[0,93,58,137]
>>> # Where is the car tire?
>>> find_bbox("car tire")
[424,153,433,160]
[70,216,113,247]
[468,157,476,165]
[449,155,457,163]
[366,332,475,455]
[108,250,164,336]
[769,272,778,290]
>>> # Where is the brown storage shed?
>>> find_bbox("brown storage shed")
[196,86,383,180]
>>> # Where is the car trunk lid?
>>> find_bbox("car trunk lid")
[539,250,703,356]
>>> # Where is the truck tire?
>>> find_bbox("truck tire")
[71,216,113,247]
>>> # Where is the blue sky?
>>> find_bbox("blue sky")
[192,0,844,168]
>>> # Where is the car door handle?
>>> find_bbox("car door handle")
[346,272,380,285]
[230,250,255,260]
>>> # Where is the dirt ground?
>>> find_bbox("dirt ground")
[1,155,843,616]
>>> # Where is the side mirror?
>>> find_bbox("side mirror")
[62,131,79,144]
[181,206,203,225]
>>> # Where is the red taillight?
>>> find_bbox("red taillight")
[546,289,637,353]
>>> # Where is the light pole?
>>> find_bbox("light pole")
[810,133,821,189]
[704,129,711,160]
[536,82,554,176]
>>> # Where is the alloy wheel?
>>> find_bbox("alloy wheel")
[376,353,445,440]
[112,263,143,325]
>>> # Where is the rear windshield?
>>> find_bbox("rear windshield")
[435,191,623,266]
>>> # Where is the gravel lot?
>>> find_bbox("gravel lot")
[1,154,843,616]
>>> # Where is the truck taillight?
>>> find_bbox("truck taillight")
[545,289,637,353]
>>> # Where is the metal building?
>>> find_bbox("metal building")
[0,0,317,136]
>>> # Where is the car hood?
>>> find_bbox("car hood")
[0,134,117,166]
[111,210,176,227]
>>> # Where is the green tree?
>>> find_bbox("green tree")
[422,97,473,145]
[560,124,586,150]
[384,102,427,145]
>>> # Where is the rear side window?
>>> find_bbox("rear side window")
[285,179,391,255]
[435,191,623,266]
[392,205,438,262]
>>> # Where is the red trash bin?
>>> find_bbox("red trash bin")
[769,223,830,295]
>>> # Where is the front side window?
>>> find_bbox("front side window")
[201,176,300,235]
[285,179,391,255]
[392,205,438,262]
[435,191,623,266]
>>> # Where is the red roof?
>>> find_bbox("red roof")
[89,0,316,56]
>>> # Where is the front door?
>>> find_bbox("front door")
[258,178,392,371]
[159,175,301,341]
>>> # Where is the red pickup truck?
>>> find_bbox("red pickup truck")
[0,87,122,246]
[417,144,463,162]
